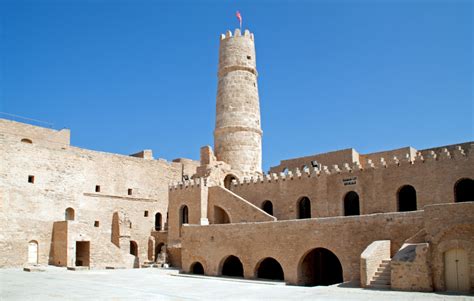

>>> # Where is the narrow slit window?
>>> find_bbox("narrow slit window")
[128,188,133,195]
[144,211,149,217]
[95,185,100,192]
[94,221,99,227]
[247,55,251,60]
[28,175,35,183]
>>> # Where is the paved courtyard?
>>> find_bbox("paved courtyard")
[0,266,472,300]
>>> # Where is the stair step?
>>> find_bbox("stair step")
[381,259,391,263]
[373,275,390,281]
[375,269,391,275]
[369,283,391,289]
[370,279,390,285]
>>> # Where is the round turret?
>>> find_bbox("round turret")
[214,29,262,174]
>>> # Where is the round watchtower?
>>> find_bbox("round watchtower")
[214,29,262,174]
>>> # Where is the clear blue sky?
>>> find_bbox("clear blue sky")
[1,0,472,171]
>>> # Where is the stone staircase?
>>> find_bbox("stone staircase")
[369,259,391,289]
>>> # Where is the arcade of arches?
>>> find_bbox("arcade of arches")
[221,255,244,277]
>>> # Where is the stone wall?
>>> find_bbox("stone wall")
[391,243,432,291]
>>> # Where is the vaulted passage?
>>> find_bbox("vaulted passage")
[455,178,474,203]
[191,262,205,275]
[298,197,311,219]
[256,257,284,280]
[224,174,237,189]
[344,191,360,216]
[221,255,244,277]
[214,206,230,224]
[299,248,343,286]
[398,185,417,211]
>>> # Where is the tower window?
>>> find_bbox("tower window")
[28,175,35,183]
[21,138,33,144]
[94,221,99,227]
[128,188,133,195]
[247,55,251,60]
[144,211,149,217]
[95,185,100,192]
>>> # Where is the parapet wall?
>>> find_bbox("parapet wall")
[0,118,70,147]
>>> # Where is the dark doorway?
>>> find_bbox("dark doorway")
[75,241,90,267]
[344,191,360,216]
[130,240,138,256]
[398,185,417,211]
[155,243,164,262]
[256,257,284,280]
[455,178,474,203]
[155,212,162,231]
[224,174,237,189]
[298,197,311,219]
[191,262,205,275]
[262,200,273,215]
[299,248,343,286]
[221,255,244,277]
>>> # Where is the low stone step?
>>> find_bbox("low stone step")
[370,279,390,285]
[375,270,391,276]
[381,259,391,264]
[368,283,391,289]
[373,275,390,281]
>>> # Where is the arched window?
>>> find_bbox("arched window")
[155,212,162,231]
[262,200,273,215]
[344,191,360,216]
[398,185,417,211]
[454,178,474,203]
[180,205,189,225]
[65,207,75,221]
[224,174,237,189]
[298,197,311,219]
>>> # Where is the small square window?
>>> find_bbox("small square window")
[95,185,100,192]
[247,55,251,60]
[28,175,35,183]
[128,188,133,195]
[94,221,99,227]
[144,211,149,217]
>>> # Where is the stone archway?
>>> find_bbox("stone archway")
[221,255,244,277]
[191,262,205,275]
[255,257,284,280]
[298,248,343,286]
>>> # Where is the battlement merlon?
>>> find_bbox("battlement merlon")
[220,29,254,42]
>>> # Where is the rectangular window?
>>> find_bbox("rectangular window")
[28,175,35,183]
[94,221,99,227]
[128,188,133,195]
[144,211,149,217]
[95,185,100,192]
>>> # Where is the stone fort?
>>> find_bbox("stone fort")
[1,28,473,294]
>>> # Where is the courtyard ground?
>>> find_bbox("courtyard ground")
[0,266,471,300]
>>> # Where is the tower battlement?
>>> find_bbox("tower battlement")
[220,29,255,41]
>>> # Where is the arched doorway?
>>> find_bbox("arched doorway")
[224,174,237,189]
[262,200,273,215]
[155,243,164,262]
[299,248,343,286]
[256,257,284,280]
[155,212,162,231]
[454,178,474,203]
[130,240,138,256]
[65,207,75,221]
[191,262,205,275]
[398,185,417,211]
[214,206,230,224]
[28,240,38,265]
[298,197,311,219]
[344,191,360,216]
[221,255,244,277]
[444,248,470,292]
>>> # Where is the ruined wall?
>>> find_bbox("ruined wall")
[0,120,184,267]
[391,243,433,291]
[181,211,424,285]
[232,143,473,220]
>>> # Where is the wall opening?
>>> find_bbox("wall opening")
[155,212,162,231]
[28,175,35,183]
[256,257,284,280]
[224,174,237,189]
[95,185,100,192]
[344,191,360,216]
[398,185,417,211]
[155,243,165,262]
[130,240,138,256]
[214,206,230,224]
[94,221,99,227]
[454,178,474,203]
[144,210,149,217]
[444,248,470,292]
[221,255,244,277]
[28,240,38,265]
[180,205,189,225]
[262,200,273,215]
[128,188,133,195]
[65,207,75,221]
[75,241,90,267]
[299,248,343,286]
[298,197,311,219]
[191,262,205,275]
[21,138,33,144]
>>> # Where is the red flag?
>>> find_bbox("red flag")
[236,11,242,29]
